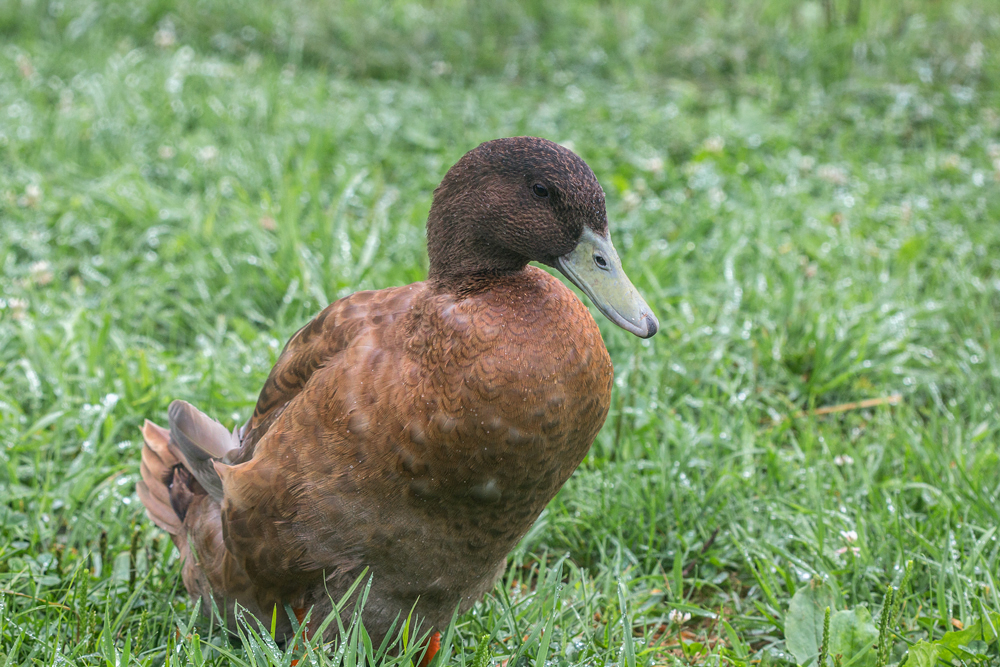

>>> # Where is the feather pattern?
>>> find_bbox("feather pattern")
[136,137,645,649]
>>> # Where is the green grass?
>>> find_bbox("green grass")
[1,0,999,664]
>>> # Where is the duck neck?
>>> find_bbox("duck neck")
[426,205,529,292]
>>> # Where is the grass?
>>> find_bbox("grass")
[1,0,999,664]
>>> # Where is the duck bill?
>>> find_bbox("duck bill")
[555,227,658,339]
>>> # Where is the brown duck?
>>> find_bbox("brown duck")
[137,136,658,661]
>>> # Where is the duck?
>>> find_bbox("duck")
[137,136,658,662]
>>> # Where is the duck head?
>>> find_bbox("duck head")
[427,136,658,339]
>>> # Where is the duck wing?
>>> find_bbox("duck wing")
[212,283,426,599]
[234,285,420,462]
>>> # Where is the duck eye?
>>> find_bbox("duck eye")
[594,253,609,270]
[532,183,549,198]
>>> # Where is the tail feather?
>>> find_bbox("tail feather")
[142,419,174,463]
[137,480,182,533]
[139,459,172,507]
[137,407,266,637]
[139,420,183,534]
[168,400,238,502]
[138,402,240,534]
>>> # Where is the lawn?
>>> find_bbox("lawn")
[1,0,999,664]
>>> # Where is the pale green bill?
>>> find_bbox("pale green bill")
[555,227,658,338]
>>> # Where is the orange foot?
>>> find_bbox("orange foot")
[291,607,315,666]
[292,606,316,638]
[419,631,441,667]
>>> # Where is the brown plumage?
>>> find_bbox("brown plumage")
[137,136,657,651]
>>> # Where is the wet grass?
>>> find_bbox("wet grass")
[1,0,999,664]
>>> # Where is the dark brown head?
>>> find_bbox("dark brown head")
[427,137,606,275]
[427,137,657,338]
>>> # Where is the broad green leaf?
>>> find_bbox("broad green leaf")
[786,581,839,666]
[936,612,1000,661]
[905,641,940,667]
[828,607,877,667]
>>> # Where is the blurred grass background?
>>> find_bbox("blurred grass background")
[1,0,999,664]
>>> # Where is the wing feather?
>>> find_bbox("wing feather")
[235,288,410,460]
